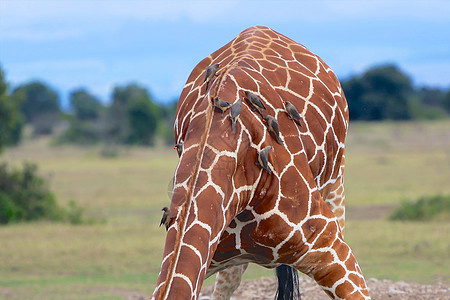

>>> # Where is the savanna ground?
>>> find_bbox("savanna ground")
[0,121,449,299]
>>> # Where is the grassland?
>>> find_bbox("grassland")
[0,121,449,299]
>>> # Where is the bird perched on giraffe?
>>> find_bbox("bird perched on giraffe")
[213,96,231,116]
[228,98,242,133]
[159,207,171,231]
[173,143,182,157]
[256,145,272,174]
[242,90,266,116]
[283,100,303,126]
[262,115,284,145]
[204,63,222,90]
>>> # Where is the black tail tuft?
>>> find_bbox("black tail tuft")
[275,265,301,300]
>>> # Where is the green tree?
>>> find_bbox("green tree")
[70,89,103,121]
[57,89,104,145]
[107,84,160,145]
[444,90,450,113]
[12,81,60,134]
[343,65,415,120]
[159,100,178,145]
[0,66,24,152]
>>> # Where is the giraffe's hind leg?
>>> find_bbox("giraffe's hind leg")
[291,192,370,299]
[211,264,248,300]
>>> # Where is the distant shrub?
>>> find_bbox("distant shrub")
[389,195,450,221]
[0,162,91,225]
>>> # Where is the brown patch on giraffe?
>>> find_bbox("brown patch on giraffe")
[348,273,364,287]
[192,90,207,111]
[269,42,289,58]
[238,58,261,72]
[175,244,203,279]
[311,80,338,113]
[214,47,234,65]
[252,28,271,40]
[200,147,216,170]
[345,255,359,273]
[267,68,289,88]
[287,71,311,99]
[288,43,308,55]
[334,207,345,223]
[192,170,208,197]
[259,59,279,71]
[273,38,289,48]
[309,193,336,220]
[309,151,325,180]
[232,67,259,91]
[251,186,276,215]
[335,280,356,299]
[286,61,305,73]
[210,155,237,195]
[171,186,187,208]
[213,247,241,262]
[301,217,327,243]
[167,277,193,298]
[267,55,289,69]
[279,167,309,223]
[312,221,339,250]
[263,48,279,57]
[283,135,303,154]
[277,230,310,264]
[255,214,292,248]
[236,210,255,223]
[248,49,264,59]
[253,41,268,49]
[270,140,291,165]
[174,148,197,183]
[298,250,334,281]
[195,187,225,233]
[306,107,327,144]
[293,52,319,74]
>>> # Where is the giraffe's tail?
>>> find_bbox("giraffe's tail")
[275,265,301,300]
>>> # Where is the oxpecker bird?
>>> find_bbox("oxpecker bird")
[242,90,265,116]
[173,143,183,157]
[204,63,222,90]
[283,100,303,126]
[213,96,231,116]
[263,115,284,145]
[160,207,171,231]
[228,98,242,133]
[256,146,272,174]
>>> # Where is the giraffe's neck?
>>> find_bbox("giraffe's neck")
[153,78,250,299]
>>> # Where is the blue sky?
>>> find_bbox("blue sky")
[0,0,449,107]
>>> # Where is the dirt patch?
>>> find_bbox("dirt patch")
[347,205,394,220]
[198,277,450,300]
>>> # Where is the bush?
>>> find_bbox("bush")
[0,162,90,225]
[389,195,450,221]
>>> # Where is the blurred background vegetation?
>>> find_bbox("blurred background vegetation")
[1,63,450,154]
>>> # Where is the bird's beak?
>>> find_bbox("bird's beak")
[173,146,177,149]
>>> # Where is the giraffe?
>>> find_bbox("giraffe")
[152,26,370,299]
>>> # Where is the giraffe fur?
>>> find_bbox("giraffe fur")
[152,25,370,300]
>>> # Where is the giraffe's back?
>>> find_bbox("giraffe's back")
[175,25,348,192]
